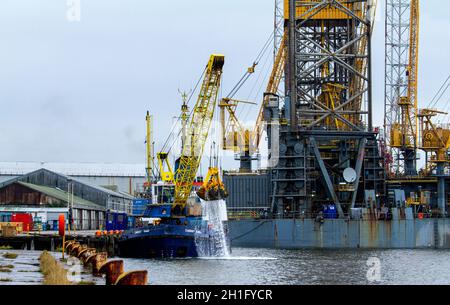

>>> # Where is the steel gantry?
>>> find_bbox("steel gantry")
[384,0,420,177]
[267,0,384,219]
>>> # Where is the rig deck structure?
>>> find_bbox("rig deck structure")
[265,0,385,218]
[225,0,449,225]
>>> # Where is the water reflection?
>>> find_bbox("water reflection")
[121,248,450,285]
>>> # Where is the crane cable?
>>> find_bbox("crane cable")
[240,45,273,122]
[226,30,274,100]
[224,30,275,132]
[159,29,276,175]
[427,75,450,109]
[160,66,207,155]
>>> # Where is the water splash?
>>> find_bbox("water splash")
[198,256,277,260]
[195,199,230,257]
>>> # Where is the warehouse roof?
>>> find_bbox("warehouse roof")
[14,181,104,211]
[0,168,134,200]
[0,161,146,177]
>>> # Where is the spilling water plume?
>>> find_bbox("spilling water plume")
[195,199,230,257]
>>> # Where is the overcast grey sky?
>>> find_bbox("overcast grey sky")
[1,0,450,170]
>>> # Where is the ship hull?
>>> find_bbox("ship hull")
[118,234,199,258]
[229,217,450,249]
[118,223,230,258]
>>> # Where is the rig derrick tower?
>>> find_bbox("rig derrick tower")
[267,0,384,219]
[384,0,419,177]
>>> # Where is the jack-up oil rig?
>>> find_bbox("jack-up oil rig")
[222,0,450,249]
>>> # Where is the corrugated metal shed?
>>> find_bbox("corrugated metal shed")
[17,182,103,210]
[223,172,271,210]
[0,181,103,211]
[0,169,132,198]
[0,168,133,213]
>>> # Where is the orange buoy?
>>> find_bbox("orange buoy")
[95,230,102,236]
[58,214,65,237]
[103,230,108,236]
[114,230,120,235]
[109,230,114,235]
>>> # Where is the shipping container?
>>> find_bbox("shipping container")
[223,173,270,211]
[11,213,33,231]
[105,212,128,231]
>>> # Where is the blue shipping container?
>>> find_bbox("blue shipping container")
[105,212,128,231]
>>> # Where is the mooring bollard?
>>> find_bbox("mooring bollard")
[64,241,74,253]
[115,270,148,285]
[99,260,124,285]
[78,248,96,265]
[85,252,99,266]
[69,242,81,256]
[91,252,108,276]
[75,245,87,257]
[62,239,147,285]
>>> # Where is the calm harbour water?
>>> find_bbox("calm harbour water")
[2,248,450,285]
[121,247,450,285]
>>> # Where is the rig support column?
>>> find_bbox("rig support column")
[288,0,297,130]
[437,164,446,217]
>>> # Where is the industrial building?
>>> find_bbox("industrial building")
[0,168,134,230]
[0,162,146,195]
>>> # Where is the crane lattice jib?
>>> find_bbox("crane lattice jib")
[384,0,419,175]
[173,54,225,211]
[409,0,420,147]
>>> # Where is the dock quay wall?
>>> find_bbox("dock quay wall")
[0,234,120,256]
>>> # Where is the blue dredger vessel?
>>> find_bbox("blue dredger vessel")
[118,182,230,258]
[119,54,230,258]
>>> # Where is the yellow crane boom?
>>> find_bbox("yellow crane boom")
[145,111,154,186]
[409,0,420,146]
[172,54,225,214]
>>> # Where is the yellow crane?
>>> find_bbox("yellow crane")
[157,152,174,183]
[172,54,226,215]
[156,91,190,184]
[252,32,286,150]
[409,0,420,145]
[145,111,154,187]
[219,33,286,172]
[389,0,420,175]
[419,109,450,167]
